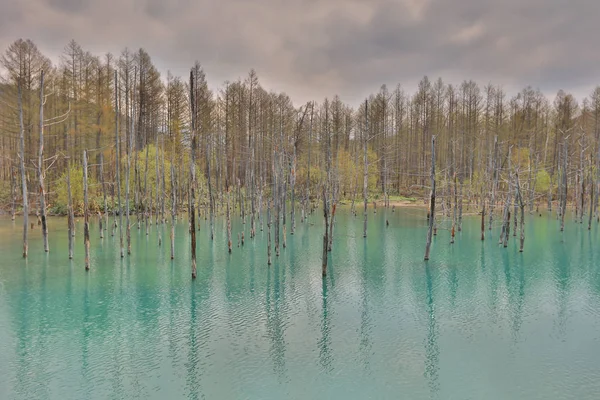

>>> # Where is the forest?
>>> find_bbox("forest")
[0,38,598,270]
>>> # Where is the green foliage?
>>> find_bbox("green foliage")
[126,144,169,200]
[296,163,324,192]
[535,169,552,193]
[55,165,101,215]
[335,148,379,197]
[295,148,379,199]
[126,144,209,204]
[0,180,11,209]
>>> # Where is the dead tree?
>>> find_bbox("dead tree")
[155,134,161,246]
[207,138,215,240]
[451,141,457,244]
[303,103,314,223]
[38,70,49,252]
[481,201,486,241]
[190,70,198,279]
[267,199,272,265]
[424,135,436,261]
[83,150,90,271]
[560,140,568,232]
[115,71,124,257]
[10,168,16,221]
[363,100,368,238]
[143,139,150,235]
[170,162,176,259]
[125,84,134,255]
[489,136,499,230]
[322,185,329,277]
[18,83,28,258]
[589,156,594,230]
[126,68,135,255]
[66,141,74,259]
[515,173,525,252]
[100,154,107,238]
[227,189,232,253]
[161,137,166,224]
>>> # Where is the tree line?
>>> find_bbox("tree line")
[1,38,598,267]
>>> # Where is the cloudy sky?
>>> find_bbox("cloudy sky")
[1,0,599,106]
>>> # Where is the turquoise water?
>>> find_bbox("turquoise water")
[1,208,600,399]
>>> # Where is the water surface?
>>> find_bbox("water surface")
[1,209,599,399]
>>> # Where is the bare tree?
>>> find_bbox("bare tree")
[38,70,49,252]
[424,136,436,261]
[18,83,28,258]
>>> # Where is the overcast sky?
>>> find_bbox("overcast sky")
[1,0,599,106]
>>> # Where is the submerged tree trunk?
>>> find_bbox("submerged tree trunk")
[38,70,49,252]
[66,140,74,259]
[126,69,134,255]
[125,114,133,254]
[560,141,568,232]
[156,134,161,246]
[363,100,368,238]
[328,202,336,252]
[322,186,329,277]
[481,202,485,241]
[170,163,176,259]
[100,154,107,239]
[424,136,436,261]
[115,71,124,257]
[83,150,90,271]
[489,136,498,230]
[267,199,272,265]
[190,70,197,279]
[227,190,232,253]
[18,84,28,258]
[207,139,214,240]
[515,174,526,252]
[589,159,594,230]
[291,142,296,234]
[11,167,16,221]
[144,140,150,235]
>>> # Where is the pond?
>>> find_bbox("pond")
[1,208,599,399]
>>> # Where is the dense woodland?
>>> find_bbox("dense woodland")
[1,39,599,269]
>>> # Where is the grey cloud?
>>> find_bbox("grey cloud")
[47,0,90,14]
[1,0,599,105]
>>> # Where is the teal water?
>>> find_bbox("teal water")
[1,209,600,399]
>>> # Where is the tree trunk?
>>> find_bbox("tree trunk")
[38,70,49,252]
[83,150,90,270]
[322,186,329,277]
[155,134,161,246]
[227,190,232,253]
[363,100,368,238]
[18,84,28,258]
[125,101,133,255]
[267,199,272,265]
[515,173,525,252]
[481,202,485,241]
[100,153,107,239]
[207,139,214,240]
[424,136,436,261]
[10,167,16,221]
[489,135,498,230]
[66,135,74,259]
[291,145,296,234]
[115,71,124,257]
[170,163,176,259]
[190,70,197,279]
[144,139,150,235]
[560,141,568,232]
[589,158,594,230]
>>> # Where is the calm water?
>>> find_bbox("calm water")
[1,208,600,399]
